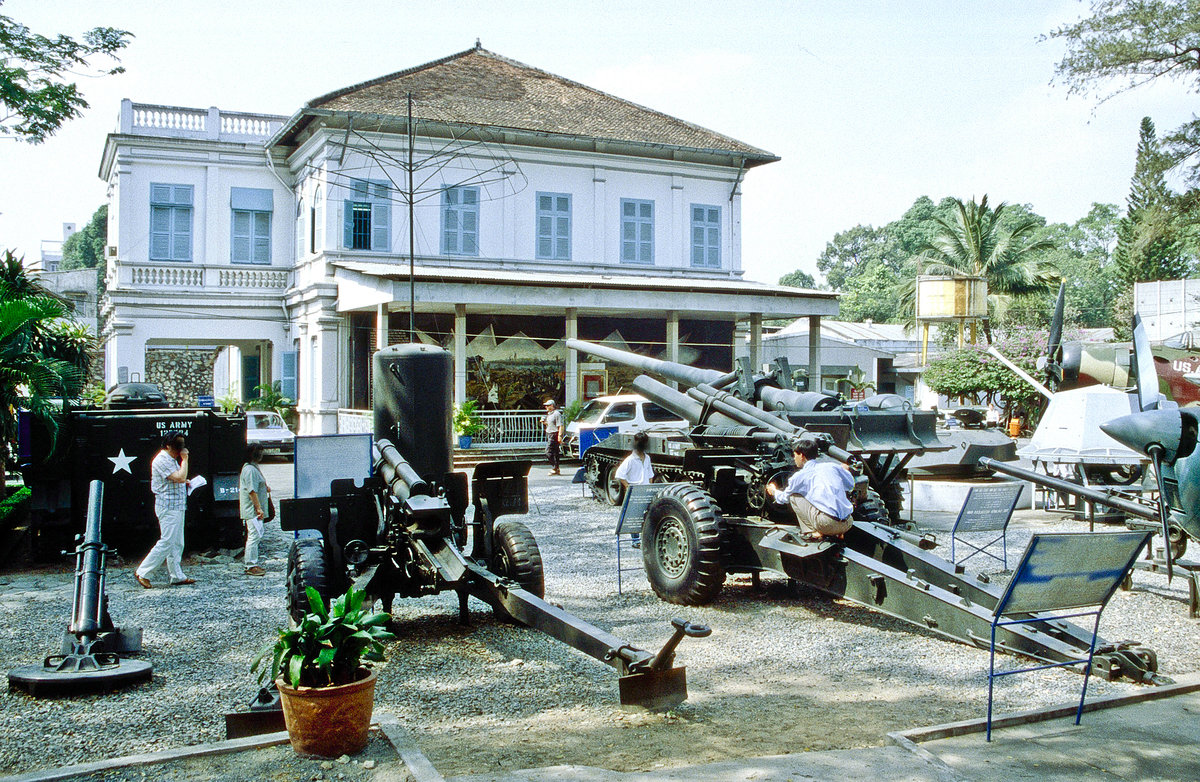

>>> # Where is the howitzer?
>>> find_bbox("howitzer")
[568,338,946,524]
[565,343,1166,685]
[8,480,152,696]
[226,345,708,738]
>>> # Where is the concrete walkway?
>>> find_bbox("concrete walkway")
[448,675,1200,782]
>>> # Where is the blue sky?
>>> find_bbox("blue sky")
[2,0,1194,285]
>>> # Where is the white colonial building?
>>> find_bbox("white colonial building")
[99,45,837,434]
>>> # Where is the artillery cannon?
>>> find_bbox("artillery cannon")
[277,345,706,713]
[566,340,1165,684]
[8,481,152,696]
[567,339,946,524]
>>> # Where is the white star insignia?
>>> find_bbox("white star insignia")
[108,449,136,475]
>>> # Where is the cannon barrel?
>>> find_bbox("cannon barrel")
[376,439,431,501]
[980,457,1158,522]
[629,376,741,428]
[567,339,736,388]
[71,480,107,637]
[759,385,842,413]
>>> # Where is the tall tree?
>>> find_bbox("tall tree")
[1113,117,1188,284]
[60,204,107,270]
[0,3,131,143]
[1049,1,1200,183]
[777,269,816,289]
[901,196,1060,337]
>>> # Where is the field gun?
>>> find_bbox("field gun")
[566,341,1165,685]
[270,345,706,717]
[567,339,946,524]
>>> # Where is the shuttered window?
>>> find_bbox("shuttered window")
[620,199,653,264]
[442,186,479,256]
[231,187,273,264]
[149,183,193,261]
[280,350,298,401]
[690,204,721,268]
[342,179,390,252]
[535,192,571,260]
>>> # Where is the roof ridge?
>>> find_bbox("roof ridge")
[306,45,481,109]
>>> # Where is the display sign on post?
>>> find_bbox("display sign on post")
[294,433,374,499]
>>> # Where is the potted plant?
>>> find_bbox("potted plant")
[453,400,485,449]
[253,586,394,757]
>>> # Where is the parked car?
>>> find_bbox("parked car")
[246,410,295,456]
[564,393,689,456]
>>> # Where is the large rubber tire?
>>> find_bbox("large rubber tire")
[878,480,906,527]
[641,484,725,605]
[605,469,626,506]
[287,538,332,623]
[493,521,545,599]
[853,488,890,526]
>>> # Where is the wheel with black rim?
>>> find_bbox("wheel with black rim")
[492,521,545,599]
[286,538,332,623]
[641,484,725,605]
[605,469,626,506]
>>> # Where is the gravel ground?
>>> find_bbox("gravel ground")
[1,466,1198,779]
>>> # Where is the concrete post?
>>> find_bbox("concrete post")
[454,304,467,411]
[565,308,579,407]
[749,313,763,374]
[666,311,680,390]
[808,315,822,392]
[376,304,388,353]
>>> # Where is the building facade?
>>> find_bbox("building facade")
[99,46,836,432]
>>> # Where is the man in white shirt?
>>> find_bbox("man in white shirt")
[135,431,194,587]
[765,437,855,541]
[615,432,654,546]
[543,399,564,475]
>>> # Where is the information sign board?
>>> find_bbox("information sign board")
[294,433,373,499]
[996,531,1151,616]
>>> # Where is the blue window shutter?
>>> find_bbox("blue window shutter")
[371,202,389,251]
[343,200,354,248]
[150,207,171,259]
[253,212,271,263]
[173,208,192,260]
[280,351,298,400]
[690,204,720,268]
[232,211,251,262]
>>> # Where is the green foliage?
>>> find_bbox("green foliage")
[217,390,241,414]
[0,486,29,526]
[562,398,585,425]
[837,259,902,323]
[0,8,131,143]
[1114,118,1188,285]
[777,269,816,289]
[923,327,1049,422]
[246,381,294,415]
[60,205,107,270]
[0,250,89,495]
[1049,0,1200,187]
[452,400,485,436]
[253,587,395,689]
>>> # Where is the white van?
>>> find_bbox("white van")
[565,394,689,455]
[246,410,295,457]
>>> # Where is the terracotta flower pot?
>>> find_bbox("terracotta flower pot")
[276,667,377,757]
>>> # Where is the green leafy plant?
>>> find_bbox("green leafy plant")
[247,381,297,428]
[217,389,241,414]
[452,400,486,437]
[253,587,394,689]
[562,398,585,425]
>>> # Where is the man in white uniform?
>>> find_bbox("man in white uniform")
[135,431,194,587]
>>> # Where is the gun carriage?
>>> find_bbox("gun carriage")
[567,339,1164,684]
[276,344,706,713]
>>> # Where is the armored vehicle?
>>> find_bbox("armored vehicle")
[18,406,245,559]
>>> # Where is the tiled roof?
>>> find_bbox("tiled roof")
[301,46,777,164]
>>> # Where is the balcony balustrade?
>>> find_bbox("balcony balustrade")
[120,100,286,142]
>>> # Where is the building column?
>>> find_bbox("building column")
[376,304,388,352]
[808,315,822,393]
[105,320,143,388]
[666,311,680,390]
[454,304,467,411]
[749,313,763,373]
[314,312,342,434]
[592,167,607,262]
[565,307,579,407]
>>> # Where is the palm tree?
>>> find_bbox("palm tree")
[900,196,1060,340]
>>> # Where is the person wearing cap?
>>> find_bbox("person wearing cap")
[135,430,195,587]
[543,399,564,475]
[765,436,854,541]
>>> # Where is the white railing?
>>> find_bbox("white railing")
[474,409,545,449]
[336,408,545,449]
[338,409,373,434]
[121,100,286,142]
[118,262,290,292]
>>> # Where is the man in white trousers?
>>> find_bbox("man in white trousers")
[135,431,195,587]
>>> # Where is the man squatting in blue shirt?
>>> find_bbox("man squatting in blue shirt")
[765,436,855,541]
